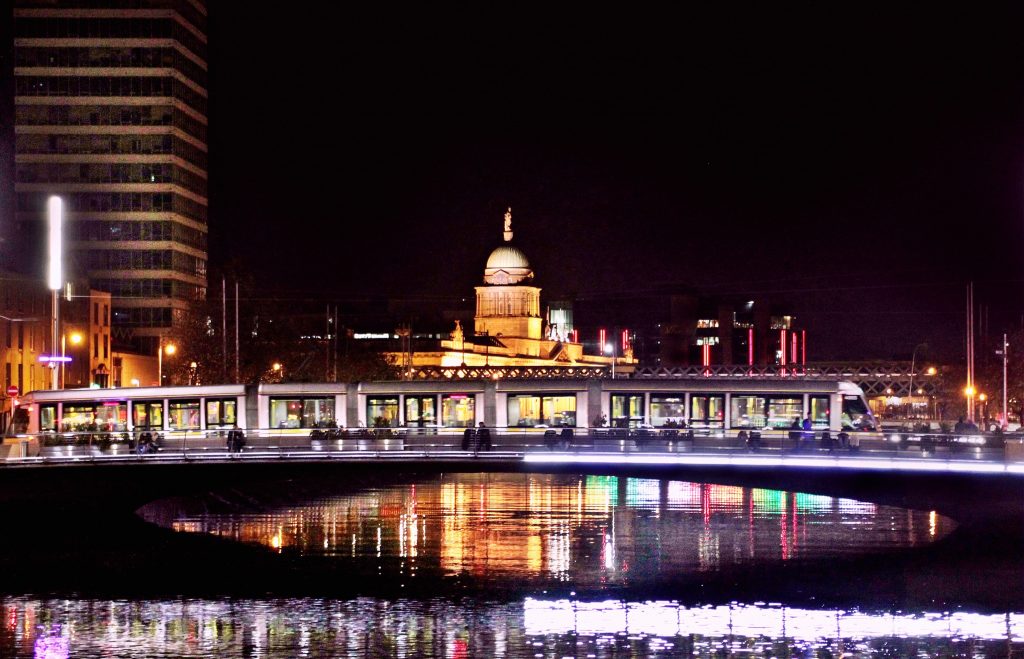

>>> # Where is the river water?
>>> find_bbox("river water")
[3,472,1022,657]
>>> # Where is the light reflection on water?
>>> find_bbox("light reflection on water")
[1,597,1022,658]
[157,474,954,587]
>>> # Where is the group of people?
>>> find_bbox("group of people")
[461,422,492,451]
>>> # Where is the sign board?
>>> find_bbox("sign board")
[5,386,17,397]
[37,355,72,363]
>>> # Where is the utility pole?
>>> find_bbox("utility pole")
[234,280,240,383]
[1002,333,1008,428]
[966,283,975,421]
[222,277,227,383]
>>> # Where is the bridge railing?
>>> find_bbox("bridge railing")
[3,426,1022,463]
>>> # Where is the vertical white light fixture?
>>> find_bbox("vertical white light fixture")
[48,196,63,390]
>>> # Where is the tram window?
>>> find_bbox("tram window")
[366,397,399,428]
[730,396,766,428]
[206,398,237,428]
[507,394,576,427]
[168,400,200,430]
[441,394,475,428]
[650,395,685,428]
[96,402,127,431]
[10,408,28,435]
[62,403,96,432]
[690,395,724,428]
[810,396,830,428]
[40,404,57,432]
[842,395,875,431]
[271,397,335,429]
[303,399,333,427]
[611,394,644,428]
[132,400,163,430]
[404,395,436,427]
[766,397,802,428]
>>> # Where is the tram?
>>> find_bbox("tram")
[6,378,875,439]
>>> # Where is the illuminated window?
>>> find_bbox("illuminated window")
[168,400,200,430]
[366,397,399,428]
[205,398,237,428]
[611,394,644,428]
[651,394,686,427]
[404,395,436,427]
[441,394,475,427]
[507,394,576,427]
[690,395,725,428]
[730,396,766,428]
[132,400,163,430]
[696,319,719,328]
[272,397,335,429]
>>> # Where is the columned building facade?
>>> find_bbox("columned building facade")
[12,0,209,354]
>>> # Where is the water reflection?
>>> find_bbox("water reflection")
[152,474,954,588]
[1,596,1021,658]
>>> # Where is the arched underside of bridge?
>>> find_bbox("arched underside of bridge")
[1,457,1021,527]
[0,458,1021,606]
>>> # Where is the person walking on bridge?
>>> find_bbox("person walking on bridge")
[476,421,492,451]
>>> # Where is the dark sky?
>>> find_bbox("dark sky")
[205,7,1024,361]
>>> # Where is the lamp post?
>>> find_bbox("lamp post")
[47,196,63,390]
[61,330,82,388]
[157,338,176,386]
[605,342,616,379]
[272,362,283,382]
[907,343,927,420]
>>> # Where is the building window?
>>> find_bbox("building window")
[103,304,109,326]
[103,334,108,359]
[94,334,99,358]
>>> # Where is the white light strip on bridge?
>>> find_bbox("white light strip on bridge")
[523,452,1024,476]
[523,599,1024,641]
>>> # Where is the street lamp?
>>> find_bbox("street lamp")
[605,343,615,379]
[61,330,82,389]
[272,362,283,382]
[907,343,927,420]
[47,196,63,390]
[157,338,176,386]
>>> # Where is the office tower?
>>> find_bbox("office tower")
[13,0,208,353]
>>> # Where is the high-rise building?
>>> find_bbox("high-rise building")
[12,0,208,354]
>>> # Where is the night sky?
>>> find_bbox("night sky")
[205,7,1024,361]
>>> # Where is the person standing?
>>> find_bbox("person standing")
[462,425,475,451]
[477,421,491,451]
[802,416,814,449]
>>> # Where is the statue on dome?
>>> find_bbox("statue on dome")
[451,319,464,345]
[503,207,513,242]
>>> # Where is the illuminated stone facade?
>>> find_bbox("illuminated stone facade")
[402,210,634,373]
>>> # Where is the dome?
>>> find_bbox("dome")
[486,245,530,270]
[483,245,534,285]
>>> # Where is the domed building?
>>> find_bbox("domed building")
[401,208,635,373]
